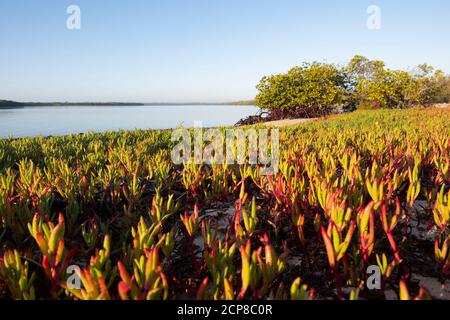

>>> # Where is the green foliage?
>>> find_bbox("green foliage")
[256,55,449,113]
[0,250,35,300]
[347,56,448,109]
[435,75,450,103]
[255,62,348,117]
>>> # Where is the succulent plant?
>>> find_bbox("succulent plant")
[0,108,449,300]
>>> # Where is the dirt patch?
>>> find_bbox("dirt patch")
[262,118,318,128]
[434,103,450,109]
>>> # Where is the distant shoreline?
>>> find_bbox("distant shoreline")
[0,100,256,108]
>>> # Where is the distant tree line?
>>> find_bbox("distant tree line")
[0,101,145,107]
[255,56,450,118]
[0,100,258,107]
[0,100,24,107]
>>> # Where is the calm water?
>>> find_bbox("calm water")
[0,105,258,138]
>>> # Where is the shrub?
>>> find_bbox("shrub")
[255,55,449,116]
[255,62,349,118]
[347,56,447,109]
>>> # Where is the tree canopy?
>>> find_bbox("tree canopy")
[255,56,449,117]
[347,56,448,109]
[255,62,349,118]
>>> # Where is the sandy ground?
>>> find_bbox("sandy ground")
[262,118,318,127]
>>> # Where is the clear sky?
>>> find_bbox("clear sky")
[1,0,450,103]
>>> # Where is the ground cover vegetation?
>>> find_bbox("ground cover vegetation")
[0,108,449,300]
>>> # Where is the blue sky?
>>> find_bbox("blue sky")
[1,0,450,102]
